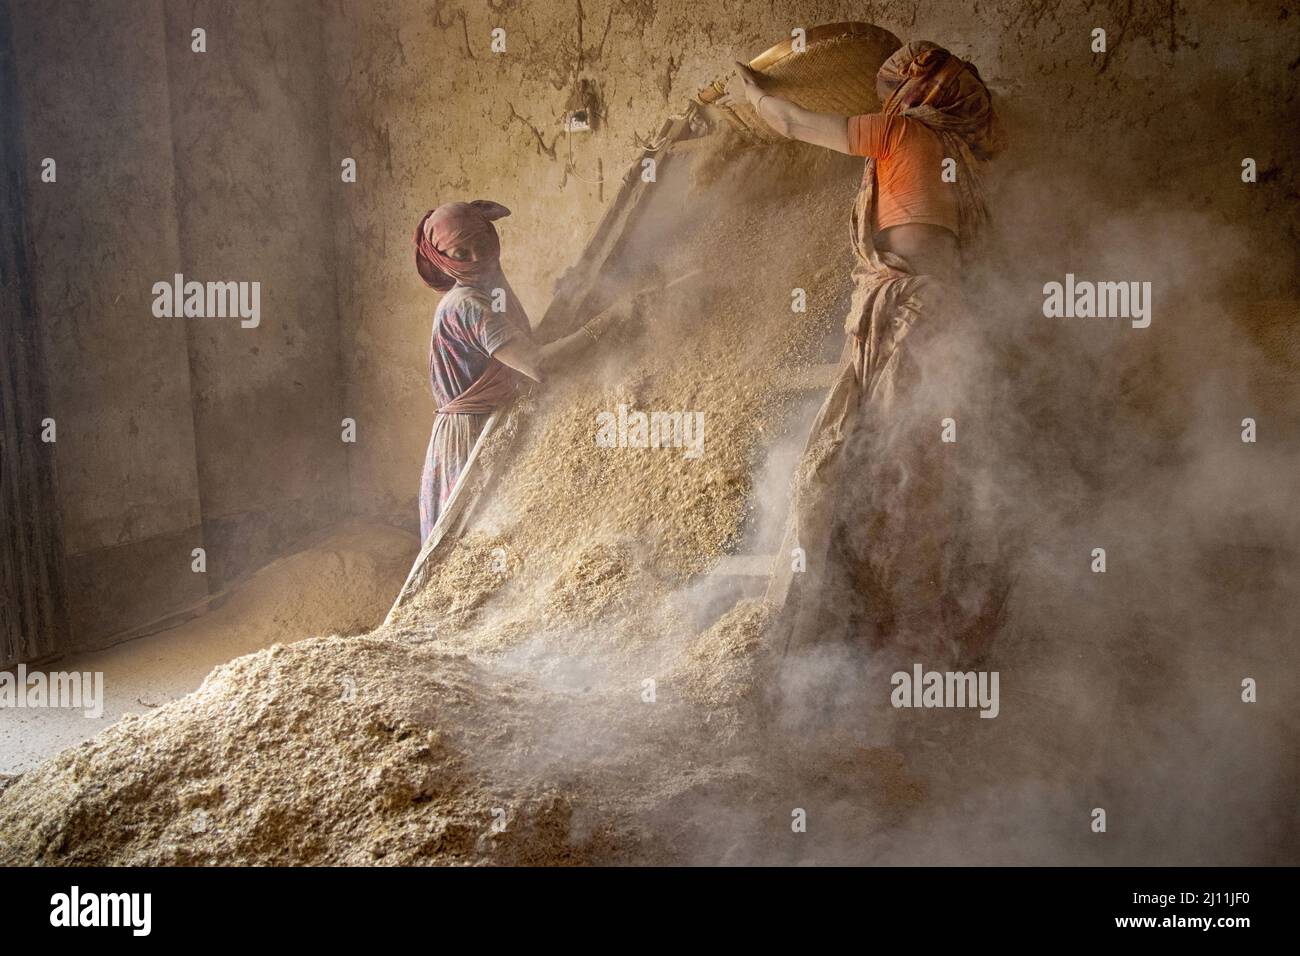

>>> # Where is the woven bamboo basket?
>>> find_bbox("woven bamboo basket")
[696,22,903,143]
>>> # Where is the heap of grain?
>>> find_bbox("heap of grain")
[0,134,900,866]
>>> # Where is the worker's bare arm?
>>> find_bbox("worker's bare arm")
[759,99,851,153]
[492,338,545,383]
[538,328,595,373]
[730,62,851,154]
[492,312,619,384]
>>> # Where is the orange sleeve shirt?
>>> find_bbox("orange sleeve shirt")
[847,113,959,237]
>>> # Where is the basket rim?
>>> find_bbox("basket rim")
[748,21,902,73]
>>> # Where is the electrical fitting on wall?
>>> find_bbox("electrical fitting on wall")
[561,77,599,133]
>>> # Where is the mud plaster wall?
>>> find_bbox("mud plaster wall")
[7,0,1297,649]
[161,2,347,591]
[8,0,348,649]
[323,0,1300,528]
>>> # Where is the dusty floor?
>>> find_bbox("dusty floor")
[0,521,417,776]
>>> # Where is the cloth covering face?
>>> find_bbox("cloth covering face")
[415,199,511,292]
[874,41,1004,163]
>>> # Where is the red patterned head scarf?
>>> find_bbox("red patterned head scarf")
[876,41,1005,161]
[415,199,511,292]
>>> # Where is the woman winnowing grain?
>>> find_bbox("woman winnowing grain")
[413,200,618,544]
[726,42,1008,664]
